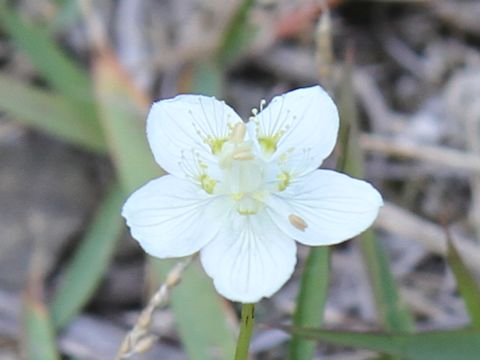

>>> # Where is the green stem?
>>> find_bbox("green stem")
[234,303,255,360]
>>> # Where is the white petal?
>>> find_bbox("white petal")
[147,94,243,182]
[253,86,339,175]
[200,213,296,303]
[266,170,383,246]
[122,175,232,258]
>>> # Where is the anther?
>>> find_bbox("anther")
[288,214,308,232]
[231,122,247,143]
[259,99,266,111]
[232,149,254,160]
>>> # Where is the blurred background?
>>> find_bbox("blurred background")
[1,0,480,359]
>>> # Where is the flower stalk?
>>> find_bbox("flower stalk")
[234,303,255,360]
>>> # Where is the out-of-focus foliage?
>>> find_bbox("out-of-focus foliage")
[23,281,60,360]
[338,56,414,333]
[1,0,479,359]
[50,184,125,329]
[447,238,480,328]
[0,74,104,152]
[289,247,330,360]
[283,327,480,360]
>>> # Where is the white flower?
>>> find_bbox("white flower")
[122,86,383,303]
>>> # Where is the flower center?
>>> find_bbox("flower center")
[218,123,268,215]
[229,159,266,215]
[195,115,295,213]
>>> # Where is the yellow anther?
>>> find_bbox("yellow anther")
[199,174,216,194]
[288,214,308,232]
[258,131,284,155]
[231,122,246,144]
[277,171,291,191]
[205,137,227,155]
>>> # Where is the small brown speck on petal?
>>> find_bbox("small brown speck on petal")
[289,214,308,231]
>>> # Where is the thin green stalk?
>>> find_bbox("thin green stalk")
[234,303,255,360]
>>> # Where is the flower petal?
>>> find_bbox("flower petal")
[147,94,243,183]
[266,170,383,246]
[200,213,296,303]
[122,175,232,258]
[253,86,339,175]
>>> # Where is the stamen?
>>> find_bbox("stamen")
[277,171,291,191]
[258,131,284,155]
[232,148,254,160]
[231,122,246,144]
[199,173,217,194]
[289,214,308,231]
[259,99,266,111]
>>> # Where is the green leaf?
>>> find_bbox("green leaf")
[447,237,480,328]
[92,50,236,358]
[282,327,480,360]
[0,1,106,153]
[23,292,60,360]
[0,1,93,104]
[0,74,105,152]
[338,56,413,332]
[50,183,125,329]
[288,247,330,360]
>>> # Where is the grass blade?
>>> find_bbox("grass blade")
[447,236,480,328]
[92,49,236,358]
[92,50,160,191]
[50,183,125,329]
[22,271,60,360]
[282,327,480,360]
[360,229,413,331]
[0,74,105,152]
[0,1,93,104]
[338,54,413,332]
[23,298,60,360]
[217,0,256,66]
[288,248,330,360]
